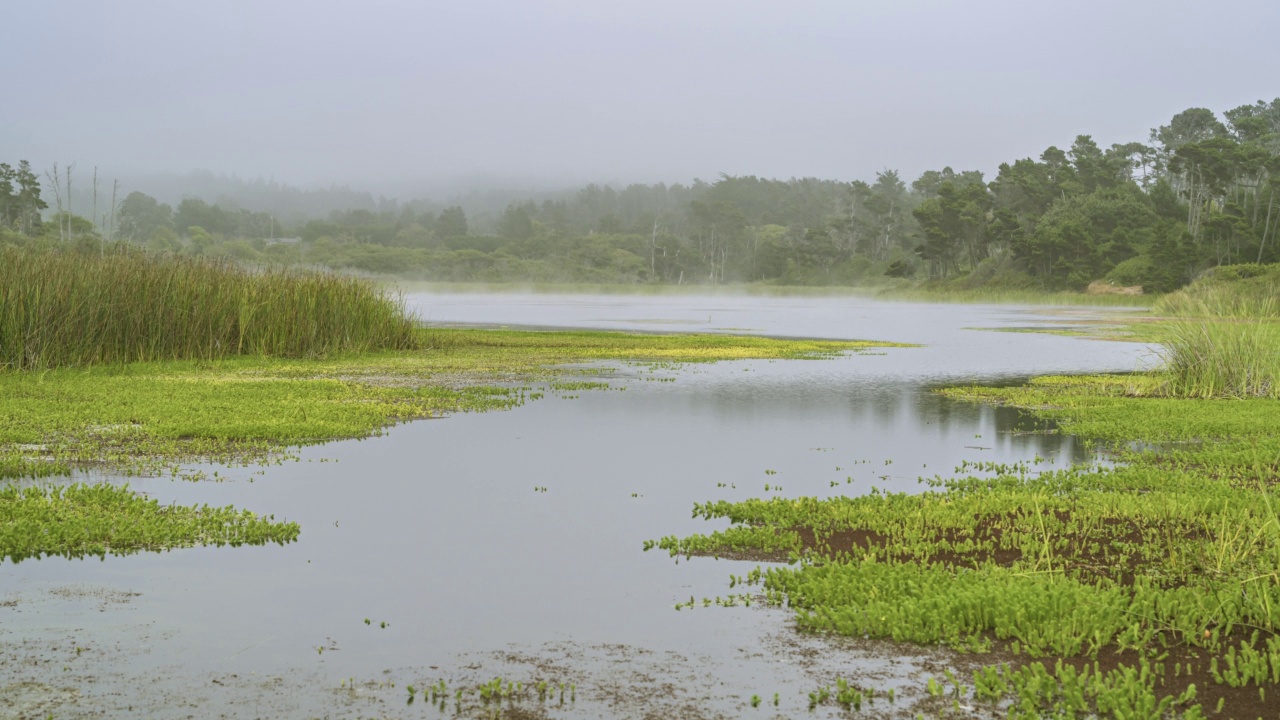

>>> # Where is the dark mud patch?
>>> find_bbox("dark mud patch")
[1052,640,1272,720]
[692,512,1204,588]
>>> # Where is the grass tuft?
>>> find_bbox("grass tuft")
[1149,269,1280,399]
[1157,317,1280,399]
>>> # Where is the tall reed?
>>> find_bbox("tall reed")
[0,246,418,371]
[1156,295,1280,399]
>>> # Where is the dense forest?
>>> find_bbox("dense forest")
[4,100,1279,292]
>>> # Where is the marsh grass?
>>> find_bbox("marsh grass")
[1154,264,1280,319]
[1147,273,1280,398]
[1157,316,1280,399]
[0,246,418,371]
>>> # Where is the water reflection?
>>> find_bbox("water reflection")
[0,295,1152,717]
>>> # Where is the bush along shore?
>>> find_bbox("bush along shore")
[9,100,1278,296]
[649,271,1280,718]
[0,247,900,562]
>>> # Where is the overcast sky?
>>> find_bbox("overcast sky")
[4,0,1277,193]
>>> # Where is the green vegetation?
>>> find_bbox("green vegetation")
[0,483,298,562]
[6,99,1278,295]
[1158,319,1280,399]
[653,373,1280,717]
[0,328,888,481]
[0,247,890,563]
[647,272,1280,718]
[0,246,417,371]
[1146,264,1280,399]
[1155,263,1280,319]
[0,327,880,562]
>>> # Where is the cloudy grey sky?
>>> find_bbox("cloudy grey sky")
[4,0,1277,192]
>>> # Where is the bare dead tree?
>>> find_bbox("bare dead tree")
[109,178,120,242]
[45,164,65,242]
[65,163,74,242]
[649,217,662,278]
[1260,191,1276,264]
[93,167,102,256]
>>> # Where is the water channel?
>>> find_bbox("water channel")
[1,294,1158,719]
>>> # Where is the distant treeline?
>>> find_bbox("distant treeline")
[4,99,1279,291]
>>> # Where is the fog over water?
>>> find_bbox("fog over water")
[5,0,1278,195]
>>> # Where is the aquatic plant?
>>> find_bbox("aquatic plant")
[0,328,893,481]
[0,245,417,371]
[0,482,298,562]
[655,372,1280,717]
[1156,316,1280,399]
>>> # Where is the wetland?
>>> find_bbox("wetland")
[6,16,1280,717]
[5,286,1188,719]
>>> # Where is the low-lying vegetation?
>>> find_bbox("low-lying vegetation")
[0,483,299,562]
[0,326,888,563]
[652,372,1280,718]
[0,328,892,481]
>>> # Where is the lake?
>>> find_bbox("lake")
[0,294,1156,719]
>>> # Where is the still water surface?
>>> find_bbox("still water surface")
[1,294,1156,717]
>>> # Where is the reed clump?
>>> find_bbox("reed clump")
[1138,264,1280,398]
[1158,313,1280,399]
[0,245,418,371]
